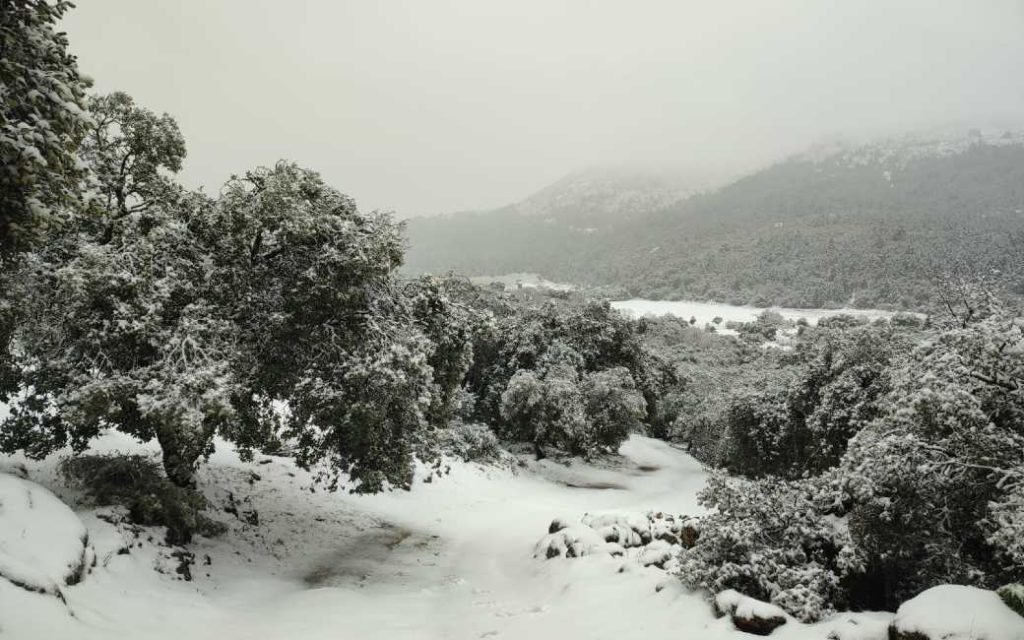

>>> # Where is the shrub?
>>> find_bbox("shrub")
[439,422,505,464]
[60,454,225,545]
[675,471,853,622]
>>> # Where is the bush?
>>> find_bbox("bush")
[439,422,505,464]
[998,584,1024,619]
[60,454,225,545]
[675,471,853,622]
[679,308,1024,616]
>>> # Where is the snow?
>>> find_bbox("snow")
[0,431,913,640]
[0,473,92,596]
[891,585,1024,640]
[716,589,789,622]
[611,298,906,327]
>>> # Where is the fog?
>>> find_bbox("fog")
[62,0,1024,217]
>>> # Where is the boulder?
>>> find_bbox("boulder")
[889,585,1024,640]
[548,517,571,534]
[534,525,605,559]
[714,589,788,636]
[0,473,93,599]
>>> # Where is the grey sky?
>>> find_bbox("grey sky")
[62,1,1024,217]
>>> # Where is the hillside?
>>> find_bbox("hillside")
[402,167,701,281]
[404,131,1024,309]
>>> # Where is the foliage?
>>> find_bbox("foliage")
[676,470,853,622]
[679,304,1024,617]
[60,454,226,545]
[998,584,1024,619]
[714,323,908,477]
[79,91,186,219]
[0,0,91,255]
[437,422,505,464]
[581,367,647,450]
[3,193,237,488]
[406,276,491,429]
[206,162,436,493]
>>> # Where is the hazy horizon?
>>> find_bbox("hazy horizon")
[62,1,1024,217]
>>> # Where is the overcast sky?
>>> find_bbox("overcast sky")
[62,1,1024,217]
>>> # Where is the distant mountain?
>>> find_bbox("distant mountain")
[401,167,702,278]
[404,131,1024,310]
[505,167,697,229]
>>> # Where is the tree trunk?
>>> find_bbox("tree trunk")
[156,428,199,489]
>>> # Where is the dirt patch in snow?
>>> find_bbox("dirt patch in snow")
[301,523,441,588]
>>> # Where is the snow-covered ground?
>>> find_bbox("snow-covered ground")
[2,433,901,640]
[611,298,905,327]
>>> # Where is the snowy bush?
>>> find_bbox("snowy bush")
[581,367,647,449]
[500,364,588,456]
[683,307,1024,616]
[716,323,907,478]
[438,422,505,464]
[675,471,853,622]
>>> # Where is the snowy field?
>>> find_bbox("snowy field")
[611,298,906,326]
[0,433,906,640]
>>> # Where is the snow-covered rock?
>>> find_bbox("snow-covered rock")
[534,525,606,559]
[536,510,699,569]
[889,585,1024,640]
[713,589,789,636]
[0,472,93,598]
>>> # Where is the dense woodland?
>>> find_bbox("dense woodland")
[2,1,1024,631]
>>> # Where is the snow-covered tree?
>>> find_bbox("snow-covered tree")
[406,276,491,429]
[0,88,236,498]
[499,341,587,456]
[79,91,186,222]
[207,162,435,492]
[1,192,237,494]
[581,366,647,450]
[0,0,91,255]
[683,305,1024,616]
[840,311,1024,601]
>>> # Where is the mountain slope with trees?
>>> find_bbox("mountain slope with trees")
[405,133,1024,309]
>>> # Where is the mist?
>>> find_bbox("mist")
[62,1,1024,216]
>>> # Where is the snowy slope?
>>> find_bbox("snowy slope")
[0,432,902,640]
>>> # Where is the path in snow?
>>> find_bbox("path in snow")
[1,435,887,640]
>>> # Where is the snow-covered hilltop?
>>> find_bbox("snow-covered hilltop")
[801,127,1024,168]
[507,166,702,230]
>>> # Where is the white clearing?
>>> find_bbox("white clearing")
[611,298,905,327]
[0,432,912,640]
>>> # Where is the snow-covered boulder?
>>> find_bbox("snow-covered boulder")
[638,539,674,569]
[714,589,788,636]
[548,516,573,534]
[538,510,699,565]
[534,525,606,559]
[889,585,1024,640]
[0,473,94,599]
